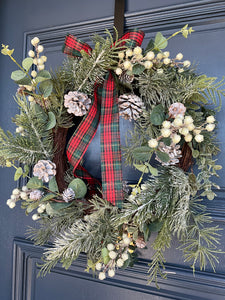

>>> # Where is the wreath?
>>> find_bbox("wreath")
[1,26,224,288]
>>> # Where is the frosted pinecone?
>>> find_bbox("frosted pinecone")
[62,188,75,202]
[30,189,44,201]
[33,160,56,182]
[118,94,144,121]
[168,102,186,118]
[156,142,182,166]
[135,236,146,249]
[64,91,92,116]
[119,72,134,84]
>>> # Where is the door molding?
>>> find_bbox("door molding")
[12,238,225,300]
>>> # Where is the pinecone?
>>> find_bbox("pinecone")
[30,189,44,201]
[33,160,56,182]
[156,142,182,166]
[118,94,144,121]
[119,72,134,84]
[168,102,186,118]
[62,188,75,202]
[135,236,146,249]
[64,91,92,116]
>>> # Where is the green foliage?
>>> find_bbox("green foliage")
[68,178,87,198]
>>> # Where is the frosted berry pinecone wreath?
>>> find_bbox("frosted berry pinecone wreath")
[1,26,224,288]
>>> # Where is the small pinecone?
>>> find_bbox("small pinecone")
[118,94,144,121]
[135,236,146,249]
[119,72,134,84]
[64,91,92,116]
[62,188,75,202]
[168,102,186,118]
[30,189,44,201]
[156,142,182,166]
[33,160,56,182]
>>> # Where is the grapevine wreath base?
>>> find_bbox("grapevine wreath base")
[1,26,224,287]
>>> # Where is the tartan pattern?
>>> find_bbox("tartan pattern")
[99,71,123,207]
[117,30,145,48]
[63,31,144,206]
[62,34,92,57]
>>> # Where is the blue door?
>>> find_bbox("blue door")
[1,1,225,299]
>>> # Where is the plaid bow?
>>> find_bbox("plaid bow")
[63,30,145,206]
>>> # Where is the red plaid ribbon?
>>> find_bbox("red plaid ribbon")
[63,30,145,206]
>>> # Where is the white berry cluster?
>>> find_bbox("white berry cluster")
[26,37,47,102]
[6,185,46,220]
[115,47,191,76]
[96,233,132,281]
[148,103,216,149]
[6,185,29,209]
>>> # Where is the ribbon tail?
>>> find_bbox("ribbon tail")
[100,71,123,207]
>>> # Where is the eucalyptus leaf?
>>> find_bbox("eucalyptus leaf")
[146,163,158,176]
[26,201,39,214]
[39,79,53,97]
[49,177,59,192]
[161,137,172,146]
[133,146,152,161]
[68,178,87,198]
[46,112,56,130]
[192,150,199,158]
[145,39,155,53]
[14,167,23,181]
[101,248,110,265]
[45,202,73,216]
[27,177,43,189]
[36,70,52,83]
[133,163,149,173]
[156,150,170,163]
[154,32,168,50]
[150,104,165,125]
[11,70,26,81]
[23,164,30,177]
[132,64,145,75]
[22,57,33,71]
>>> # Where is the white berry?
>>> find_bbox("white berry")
[148,139,158,148]
[115,68,122,75]
[161,128,171,138]
[107,243,115,251]
[184,134,192,142]
[187,123,195,131]
[162,120,171,129]
[116,258,124,267]
[118,51,125,59]
[133,46,142,55]
[176,53,183,60]
[31,37,40,46]
[109,251,117,260]
[32,214,40,221]
[28,96,34,102]
[163,51,170,58]
[12,188,20,195]
[123,60,132,70]
[126,49,133,57]
[145,51,155,60]
[184,116,193,125]
[206,116,215,123]
[144,61,153,69]
[122,253,129,261]
[20,192,28,200]
[173,117,183,127]
[163,58,171,65]
[195,134,204,143]
[157,53,163,60]
[28,50,35,57]
[95,262,102,271]
[123,237,131,246]
[179,127,189,136]
[37,45,44,53]
[108,269,115,277]
[206,124,215,132]
[22,186,28,192]
[31,70,37,78]
[8,201,16,209]
[183,60,191,67]
[98,272,106,280]
[172,134,181,144]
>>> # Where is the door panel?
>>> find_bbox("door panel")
[1,1,225,299]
